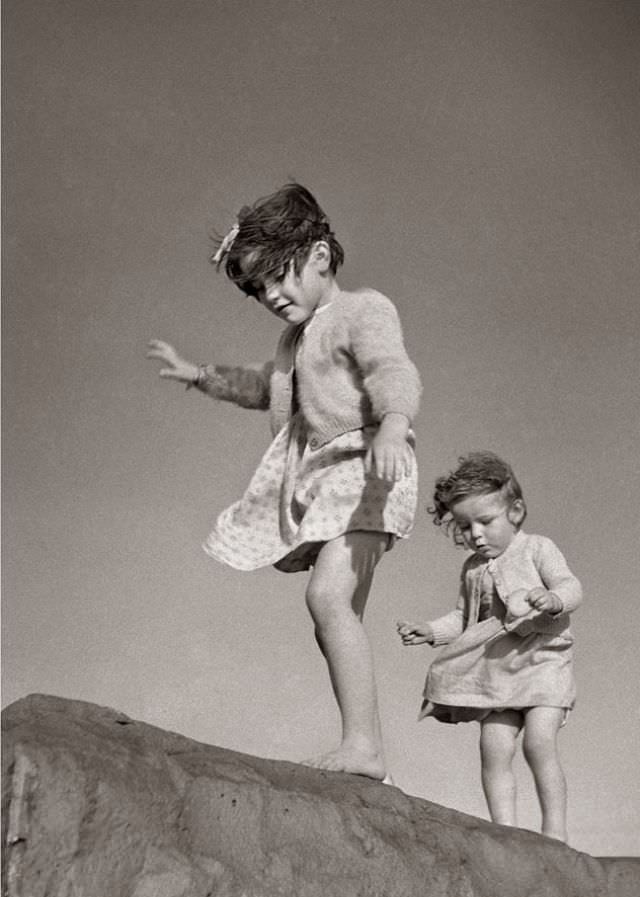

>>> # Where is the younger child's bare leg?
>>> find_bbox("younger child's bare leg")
[522,706,568,842]
[302,530,388,779]
[479,710,523,826]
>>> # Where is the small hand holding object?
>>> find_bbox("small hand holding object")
[365,413,413,482]
[526,587,563,615]
[396,620,434,646]
[146,339,199,385]
[502,587,562,638]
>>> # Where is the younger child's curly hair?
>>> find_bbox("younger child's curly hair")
[214,183,344,297]
[428,451,527,544]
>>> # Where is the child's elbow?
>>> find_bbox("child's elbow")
[565,576,583,612]
[574,579,584,608]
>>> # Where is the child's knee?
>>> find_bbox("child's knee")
[305,582,341,627]
[480,731,517,766]
[522,730,557,766]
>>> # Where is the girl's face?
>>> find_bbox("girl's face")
[450,491,524,558]
[240,242,335,325]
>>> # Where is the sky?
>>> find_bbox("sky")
[3,0,639,857]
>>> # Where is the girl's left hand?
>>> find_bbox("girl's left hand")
[396,621,434,645]
[146,339,199,384]
[526,588,563,615]
[365,414,413,482]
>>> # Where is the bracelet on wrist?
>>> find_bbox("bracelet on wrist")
[185,364,208,391]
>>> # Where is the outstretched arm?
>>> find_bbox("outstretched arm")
[147,339,272,410]
[399,566,471,647]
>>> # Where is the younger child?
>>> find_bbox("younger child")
[397,451,582,841]
[148,183,421,780]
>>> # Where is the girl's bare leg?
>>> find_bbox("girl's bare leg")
[522,706,568,842]
[479,710,523,826]
[302,531,388,779]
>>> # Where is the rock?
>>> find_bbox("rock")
[2,694,638,897]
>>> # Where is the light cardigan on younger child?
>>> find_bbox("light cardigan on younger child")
[195,289,422,444]
[428,530,583,646]
[419,530,583,722]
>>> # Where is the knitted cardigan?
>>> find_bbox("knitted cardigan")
[428,531,583,647]
[196,289,422,449]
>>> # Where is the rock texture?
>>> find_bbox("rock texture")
[2,695,638,897]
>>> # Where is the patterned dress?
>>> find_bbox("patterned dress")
[204,308,418,572]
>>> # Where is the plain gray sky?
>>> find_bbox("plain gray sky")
[3,0,639,855]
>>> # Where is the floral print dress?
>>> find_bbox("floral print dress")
[204,307,417,572]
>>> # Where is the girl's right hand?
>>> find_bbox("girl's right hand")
[146,339,199,384]
[396,621,434,646]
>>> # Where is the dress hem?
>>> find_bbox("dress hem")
[203,525,408,573]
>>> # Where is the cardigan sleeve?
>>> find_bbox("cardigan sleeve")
[428,569,469,646]
[195,361,273,410]
[534,536,583,615]
[347,292,422,423]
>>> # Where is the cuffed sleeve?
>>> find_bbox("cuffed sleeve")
[428,608,465,646]
[195,361,273,410]
[427,571,468,646]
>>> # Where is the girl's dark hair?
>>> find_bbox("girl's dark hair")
[428,451,527,544]
[213,183,344,297]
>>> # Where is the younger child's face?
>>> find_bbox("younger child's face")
[450,491,523,558]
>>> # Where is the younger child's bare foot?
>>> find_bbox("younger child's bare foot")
[302,745,386,780]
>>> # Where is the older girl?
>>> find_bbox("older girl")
[149,183,421,779]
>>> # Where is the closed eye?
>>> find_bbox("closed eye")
[265,268,287,288]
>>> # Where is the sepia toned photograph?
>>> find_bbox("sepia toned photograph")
[3,1,639,893]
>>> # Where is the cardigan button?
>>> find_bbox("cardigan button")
[310,437,319,449]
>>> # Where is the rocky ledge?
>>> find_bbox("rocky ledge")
[2,694,638,897]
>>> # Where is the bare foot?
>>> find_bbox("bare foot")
[302,745,386,780]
